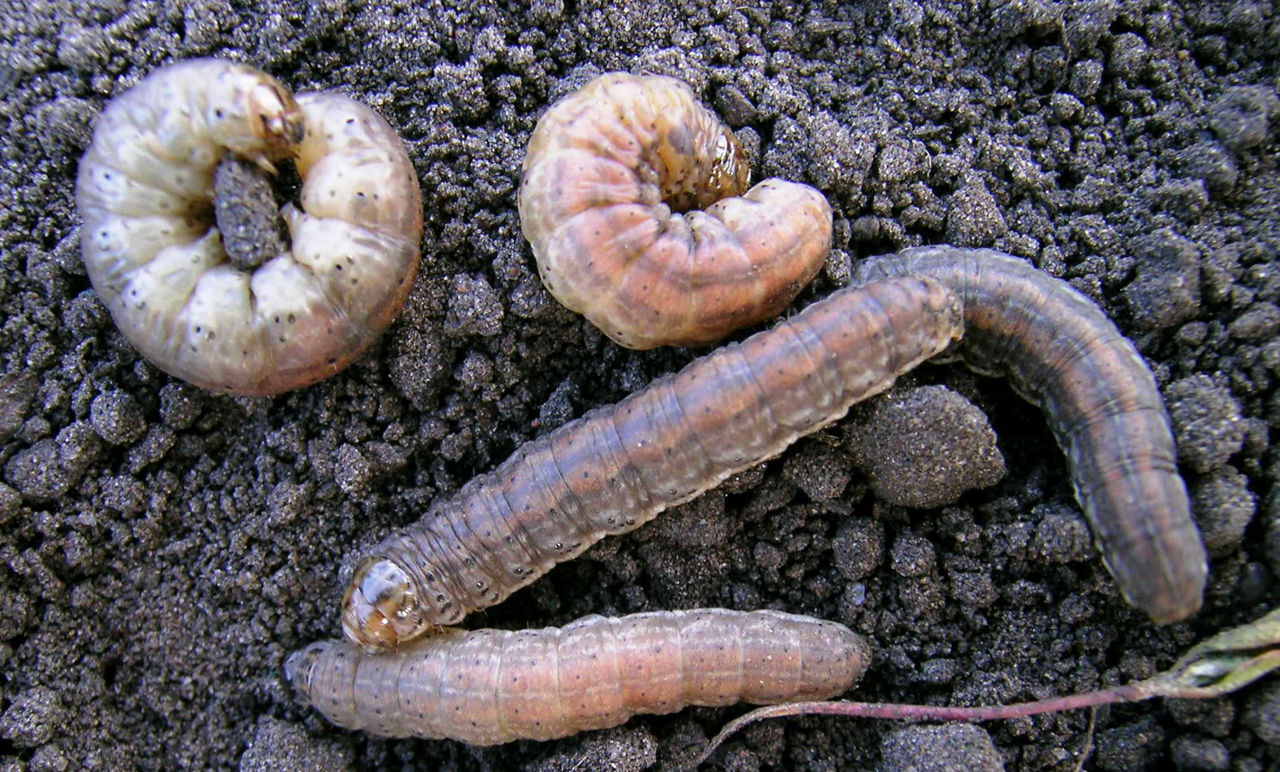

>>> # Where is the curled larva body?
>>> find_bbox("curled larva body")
[343,275,963,649]
[518,72,832,349]
[288,609,869,744]
[75,59,423,395]
[852,246,1207,624]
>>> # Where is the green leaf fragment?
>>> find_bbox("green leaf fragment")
[1155,608,1280,698]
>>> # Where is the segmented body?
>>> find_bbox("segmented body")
[288,609,869,744]
[343,275,963,649]
[75,59,423,395]
[518,72,832,349]
[343,247,1208,652]
[851,246,1207,624]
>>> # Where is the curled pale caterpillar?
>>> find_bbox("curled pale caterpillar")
[518,72,832,349]
[287,609,869,745]
[75,59,423,395]
[851,246,1207,625]
[343,274,962,650]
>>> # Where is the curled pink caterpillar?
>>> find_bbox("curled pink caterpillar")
[851,246,1207,624]
[518,72,832,349]
[75,59,423,395]
[288,609,869,744]
[343,275,963,649]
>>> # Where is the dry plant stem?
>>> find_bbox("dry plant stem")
[699,677,1242,765]
[693,688,1149,768]
[713,685,1152,736]
[697,607,1280,766]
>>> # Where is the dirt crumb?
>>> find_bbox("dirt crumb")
[1166,374,1245,474]
[878,724,1003,772]
[525,726,657,772]
[3,1,1277,768]
[213,155,287,271]
[846,385,1005,509]
[238,717,354,771]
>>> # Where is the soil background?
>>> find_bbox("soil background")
[1,0,1278,769]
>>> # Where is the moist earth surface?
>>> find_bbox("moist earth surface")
[0,1,1278,769]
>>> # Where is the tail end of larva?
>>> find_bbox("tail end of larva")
[1093,485,1209,625]
[745,613,872,703]
[1077,452,1208,626]
[283,642,325,703]
[284,640,371,734]
[818,624,873,699]
[1106,539,1208,626]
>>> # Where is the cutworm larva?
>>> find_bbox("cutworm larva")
[343,247,1208,651]
[851,246,1208,624]
[343,274,963,649]
[288,609,869,744]
[518,72,832,349]
[75,59,423,395]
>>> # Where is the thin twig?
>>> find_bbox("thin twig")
[694,607,1280,768]
[696,683,1153,764]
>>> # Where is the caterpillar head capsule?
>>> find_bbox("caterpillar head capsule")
[341,557,425,651]
[248,82,305,142]
[206,70,305,170]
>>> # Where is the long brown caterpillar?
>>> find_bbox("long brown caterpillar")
[287,609,869,745]
[343,274,964,649]
[75,59,423,395]
[850,246,1207,625]
[342,248,1208,653]
[518,72,832,349]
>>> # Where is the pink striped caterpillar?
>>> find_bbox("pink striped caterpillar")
[340,248,1207,656]
[287,609,869,745]
[75,59,423,395]
[518,72,832,349]
[343,274,964,650]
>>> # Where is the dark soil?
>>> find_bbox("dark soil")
[1,1,1278,769]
